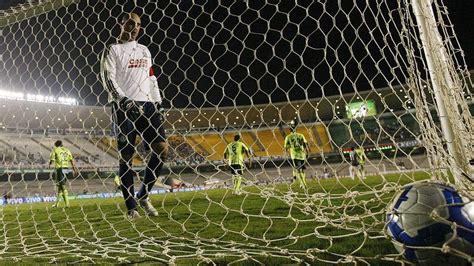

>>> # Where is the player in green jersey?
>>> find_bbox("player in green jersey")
[223,135,252,194]
[349,146,366,179]
[284,125,310,190]
[49,140,78,208]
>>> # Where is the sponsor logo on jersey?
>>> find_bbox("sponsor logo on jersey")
[128,58,147,68]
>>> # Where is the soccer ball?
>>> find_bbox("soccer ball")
[386,181,474,265]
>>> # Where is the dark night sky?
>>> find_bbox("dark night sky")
[0,0,472,109]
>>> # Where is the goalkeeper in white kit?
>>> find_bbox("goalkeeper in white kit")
[101,12,168,219]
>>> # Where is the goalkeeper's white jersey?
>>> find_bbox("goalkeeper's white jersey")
[103,41,162,103]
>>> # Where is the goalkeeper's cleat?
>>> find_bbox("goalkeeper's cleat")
[52,203,57,208]
[127,210,141,220]
[139,198,158,217]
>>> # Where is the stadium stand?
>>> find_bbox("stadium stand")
[0,84,455,173]
[0,134,50,166]
[167,135,206,166]
[185,133,227,161]
[93,136,119,159]
[0,133,120,167]
[67,123,333,167]
[67,137,116,165]
[311,124,333,151]
[253,129,286,157]
[0,111,425,171]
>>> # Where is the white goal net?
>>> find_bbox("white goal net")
[0,0,472,264]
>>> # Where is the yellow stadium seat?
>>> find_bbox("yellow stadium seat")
[185,134,227,161]
[253,129,286,157]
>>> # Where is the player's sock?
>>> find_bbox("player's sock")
[63,189,70,206]
[55,191,62,206]
[137,154,163,200]
[296,173,302,188]
[235,175,242,191]
[300,171,307,188]
[119,162,136,211]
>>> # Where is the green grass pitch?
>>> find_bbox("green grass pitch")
[0,172,433,264]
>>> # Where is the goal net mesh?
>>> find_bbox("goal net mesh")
[0,0,472,264]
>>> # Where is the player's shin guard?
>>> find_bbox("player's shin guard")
[137,154,163,200]
[63,189,70,206]
[119,162,136,211]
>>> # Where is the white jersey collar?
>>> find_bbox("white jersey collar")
[119,40,138,48]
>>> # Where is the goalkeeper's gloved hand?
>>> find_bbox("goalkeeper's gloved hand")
[155,102,165,117]
[118,97,141,120]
